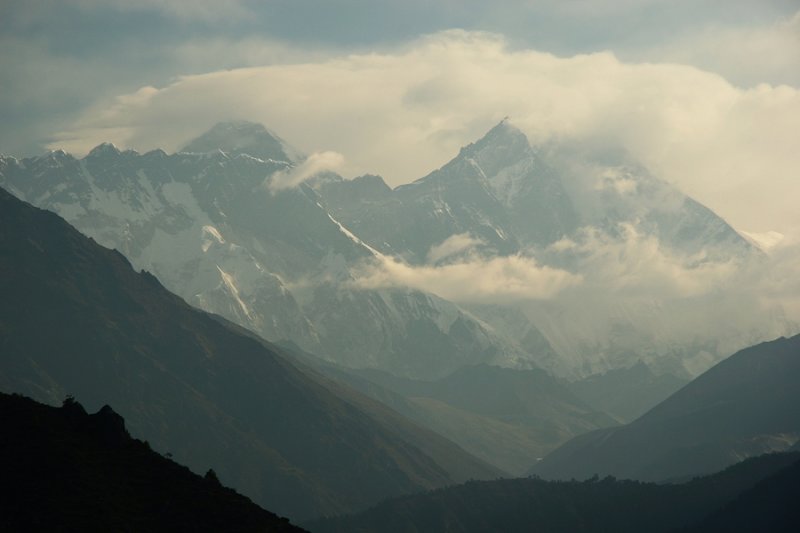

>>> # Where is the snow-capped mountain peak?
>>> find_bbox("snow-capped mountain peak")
[180,120,303,164]
[86,142,123,158]
[1,120,790,382]
[459,119,532,171]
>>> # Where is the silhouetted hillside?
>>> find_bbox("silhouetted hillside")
[0,187,498,520]
[309,453,800,533]
[532,334,800,482]
[681,457,800,532]
[0,392,303,532]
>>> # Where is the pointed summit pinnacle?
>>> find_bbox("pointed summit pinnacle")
[458,118,531,164]
[180,121,302,163]
[86,142,122,158]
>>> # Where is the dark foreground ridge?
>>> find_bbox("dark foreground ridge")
[309,452,800,533]
[0,392,304,532]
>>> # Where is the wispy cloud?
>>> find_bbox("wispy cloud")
[266,151,345,193]
[352,254,582,304]
[546,224,742,299]
[426,233,485,263]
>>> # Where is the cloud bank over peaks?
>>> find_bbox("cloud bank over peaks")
[48,29,800,237]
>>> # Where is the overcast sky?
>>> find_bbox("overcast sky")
[1,0,798,236]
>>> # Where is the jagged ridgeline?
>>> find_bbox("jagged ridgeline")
[0,392,304,532]
[0,123,537,379]
[0,119,771,382]
[2,118,787,495]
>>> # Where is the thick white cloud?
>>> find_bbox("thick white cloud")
[352,254,582,304]
[50,29,800,237]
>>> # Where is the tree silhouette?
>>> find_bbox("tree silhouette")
[205,469,222,487]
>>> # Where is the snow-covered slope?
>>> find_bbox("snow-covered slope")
[315,120,578,263]
[0,144,324,353]
[312,120,789,379]
[0,123,533,378]
[180,120,302,163]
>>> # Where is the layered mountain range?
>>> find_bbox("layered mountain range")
[310,452,800,533]
[0,120,793,382]
[0,188,499,520]
[1,117,799,530]
[314,121,750,262]
[0,125,530,379]
[306,360,617,474]
[310,332,800,531]
[532,333,800,482]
